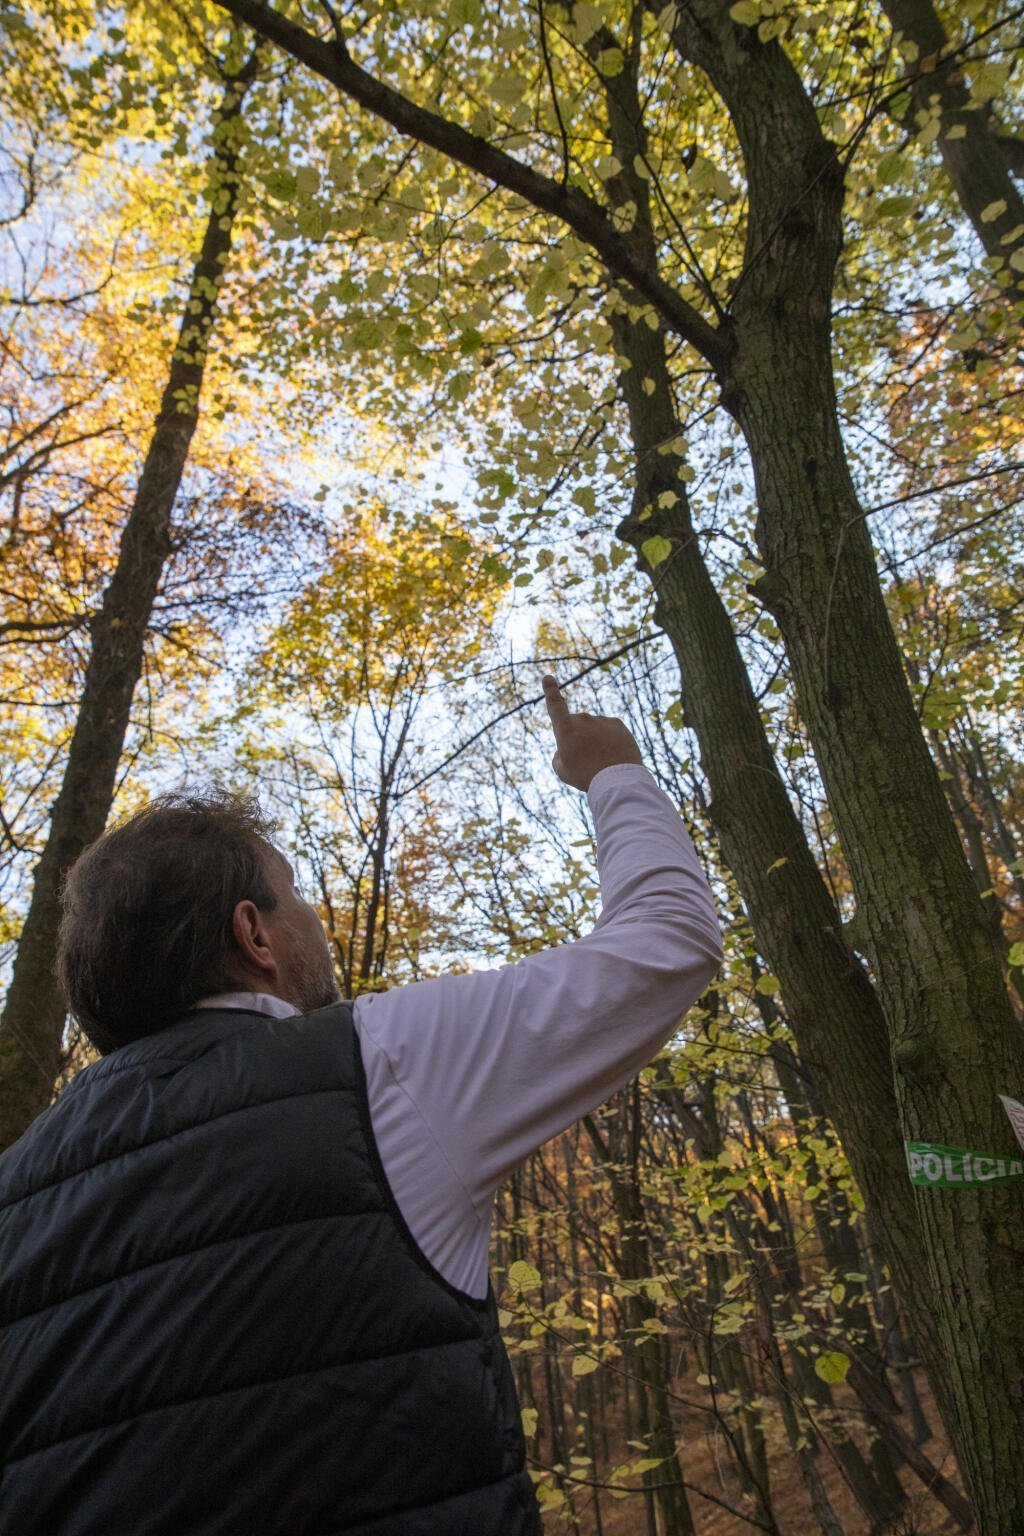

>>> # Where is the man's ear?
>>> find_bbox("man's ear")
[231,899,279,983]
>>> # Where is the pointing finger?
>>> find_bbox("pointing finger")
[542,675,571,733]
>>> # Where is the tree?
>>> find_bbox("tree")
[228,498,502,995]
[0,39,263,1146]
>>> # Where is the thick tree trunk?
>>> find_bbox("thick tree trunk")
[729,326,1019,1528]
[660,5,1023,1524]
[593,37,952,1457]
[608,295,953,1386]
[0,61,257,1149]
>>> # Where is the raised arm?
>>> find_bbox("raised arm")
[354,680,722,1293]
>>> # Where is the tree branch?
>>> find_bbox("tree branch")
[401,632,658,795]
[212,0,731,373]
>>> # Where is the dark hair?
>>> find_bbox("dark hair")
[58,791,279,1055]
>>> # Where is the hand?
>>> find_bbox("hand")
[542,675,643,792]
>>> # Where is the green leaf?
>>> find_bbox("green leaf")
[970,60,1012,103]
[876,194,915,218]
[573,3,604,44]
[716,1313,746,1334]
[729,0,760,23]
[814,1350,851,1384]
[1008,942,1024,968]
[755,973,781,996]
[641,535,672,569]
[876,153,907,185]
[508,1260,540,1292]
[490,72,528,106]
[596,47,625,77]
[447,0,481,24]
[265,168,297,201]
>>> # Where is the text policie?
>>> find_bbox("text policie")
[906,1142,1024,1188]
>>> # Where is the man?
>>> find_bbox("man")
[0,678,722,1535]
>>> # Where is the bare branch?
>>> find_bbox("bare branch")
[402,632,658,796]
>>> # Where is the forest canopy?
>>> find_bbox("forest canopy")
[1,0,1022,1530]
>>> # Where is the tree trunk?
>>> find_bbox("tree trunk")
[855,1210,933,1447]
[755,1268,847,1536]
[583,1105,696,1536]
[737,1092,907,1531]
[964,730,1024,908]
[590,27,953,1458]
[929,730,1003,940]
[0,57,258,1149]
[658,7,1023,1523]
[765,1044,910,1515]
[691,1078,778,1531]
[878,0,1024,302]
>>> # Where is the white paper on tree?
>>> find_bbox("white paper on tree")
[998,1094,1024,1153]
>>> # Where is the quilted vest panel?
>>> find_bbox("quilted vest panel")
[0,1004,541,1535]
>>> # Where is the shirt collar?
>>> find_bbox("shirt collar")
[194,991,299,1019]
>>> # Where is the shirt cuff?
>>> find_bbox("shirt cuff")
[586,761,656,809]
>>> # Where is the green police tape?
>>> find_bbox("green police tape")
[906,1142,1024,1187]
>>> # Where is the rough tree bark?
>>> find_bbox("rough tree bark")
[0,55,259,1149]
[664,7,1024,1525]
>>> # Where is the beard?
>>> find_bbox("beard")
[281,917,343,1013]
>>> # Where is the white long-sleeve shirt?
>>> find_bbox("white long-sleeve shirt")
[200,763,722,1297]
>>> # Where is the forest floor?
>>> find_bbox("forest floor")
[539,1372,969,1536]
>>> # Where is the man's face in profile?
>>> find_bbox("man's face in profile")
[261,847,342,1013]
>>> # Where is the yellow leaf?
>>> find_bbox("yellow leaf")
[572,1354,600,1376]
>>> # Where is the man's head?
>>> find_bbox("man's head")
[58,790,340,1055]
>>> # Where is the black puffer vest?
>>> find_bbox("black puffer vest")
[0,1004,540,1534]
